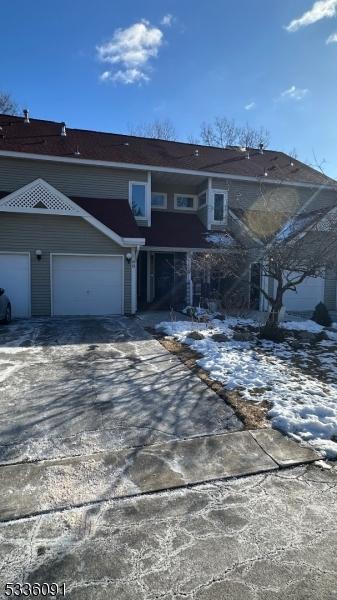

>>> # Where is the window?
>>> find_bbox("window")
[151,192,167,209]
[198,191,207,209]
[212,191,227,222]
[130,182,147,218]
[174,194,196,210]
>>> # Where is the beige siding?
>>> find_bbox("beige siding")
[0,157,147,198]
[324,269,337,310]
[0,213,132,315]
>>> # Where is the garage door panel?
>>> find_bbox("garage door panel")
[283,274,324,311]
[0,254,30,318]
[52,255,123,316]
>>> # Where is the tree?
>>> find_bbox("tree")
[203,208,337,327]
[0,92,18,115]
[199,116,270,149]
[129,118,177,141]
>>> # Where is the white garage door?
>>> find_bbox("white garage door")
[52,255,124,316]
[0,253,30,318]
[283,276,324,311]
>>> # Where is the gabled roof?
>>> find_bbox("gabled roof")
[0,114,335,187]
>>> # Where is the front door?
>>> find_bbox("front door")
[155,253,175,308]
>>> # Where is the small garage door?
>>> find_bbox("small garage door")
[52,255,124,316]
[283,275,324,311]
[0,253,30,318]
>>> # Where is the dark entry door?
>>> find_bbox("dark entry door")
[155,253,175,307]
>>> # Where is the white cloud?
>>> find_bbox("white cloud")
[245,102,256,111]
[285,0,337,32]
[326,31,337,42]
[280,85,309,101]
[161,14,173,27]
[97,19,163,84]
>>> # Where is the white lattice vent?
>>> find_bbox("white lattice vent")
[0,180,81,214]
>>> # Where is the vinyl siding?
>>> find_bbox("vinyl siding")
[212,177,337,213]
[324,269,337,310]
[0,213,132,315]
[0,157,147,198]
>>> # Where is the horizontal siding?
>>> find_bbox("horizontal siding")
[0,157,147,199]
[324,269,337,310]
[211,177,337,213]
[0,213,132,315]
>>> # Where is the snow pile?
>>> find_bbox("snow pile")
[157,318,337,458]
[281,320,323,333]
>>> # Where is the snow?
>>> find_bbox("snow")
[157,317,337,458]
[205,232,235,246]
[281,320,323,333]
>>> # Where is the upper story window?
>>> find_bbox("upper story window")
[198,191,207,209]
[212,190,228,223]
[129,182,148,218]
[174,194,196,210]
[151,192,167,209]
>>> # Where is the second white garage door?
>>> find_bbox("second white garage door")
[283,275,324,312]
[51,255,124,316]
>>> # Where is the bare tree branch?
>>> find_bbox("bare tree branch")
[0,91,19,115]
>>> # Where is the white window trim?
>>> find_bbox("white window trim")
[151,192,167,210]
[174,194,197,211]
[198,190,207,209]
[210,189,228,224]
[129,180,150,221]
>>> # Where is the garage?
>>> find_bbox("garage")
[283,275,324,312]
[51,254,124,316]
[0,253,30,318]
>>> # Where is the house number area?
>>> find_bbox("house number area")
[4,583,66,596]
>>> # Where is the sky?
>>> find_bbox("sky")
[1,0,337,177]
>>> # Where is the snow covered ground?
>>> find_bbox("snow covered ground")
[157,318,337,458]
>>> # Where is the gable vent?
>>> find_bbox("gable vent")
[0,180,81,214]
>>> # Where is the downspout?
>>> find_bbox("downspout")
[131,245,140,315]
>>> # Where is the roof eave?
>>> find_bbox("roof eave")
[0,149,335,191]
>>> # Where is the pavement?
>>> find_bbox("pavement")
[0,316,334,599]
[0,316,241,465]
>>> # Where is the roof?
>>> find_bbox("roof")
[231,207,330,242]
[71,196,141,238]
[0,113,335,187]
[143,211,221,248]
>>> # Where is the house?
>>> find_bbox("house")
[0,111,336,318]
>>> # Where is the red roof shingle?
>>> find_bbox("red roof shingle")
[0,114,335,187]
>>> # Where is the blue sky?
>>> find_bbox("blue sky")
[1,0,337,176]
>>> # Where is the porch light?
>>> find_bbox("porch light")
[35,249,42,261]
[126,252,132,263]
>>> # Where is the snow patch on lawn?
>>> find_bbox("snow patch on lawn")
[157,318,337,458]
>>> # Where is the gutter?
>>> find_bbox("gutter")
[0,150,336,191]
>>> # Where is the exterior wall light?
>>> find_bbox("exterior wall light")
[126,252,132,263]
[35,249,42,261]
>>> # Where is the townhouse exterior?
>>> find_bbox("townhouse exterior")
[0,112,336,319]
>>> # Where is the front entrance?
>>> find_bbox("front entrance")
[138,251,186,309]
[155,253,175,307]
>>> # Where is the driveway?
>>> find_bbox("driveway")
[1,317,336,598]
[0,316,241,465]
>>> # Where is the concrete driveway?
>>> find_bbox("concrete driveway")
[0,316,241,465]
[0,317,336,598]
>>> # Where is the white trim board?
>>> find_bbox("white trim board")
[0,150,334,191]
